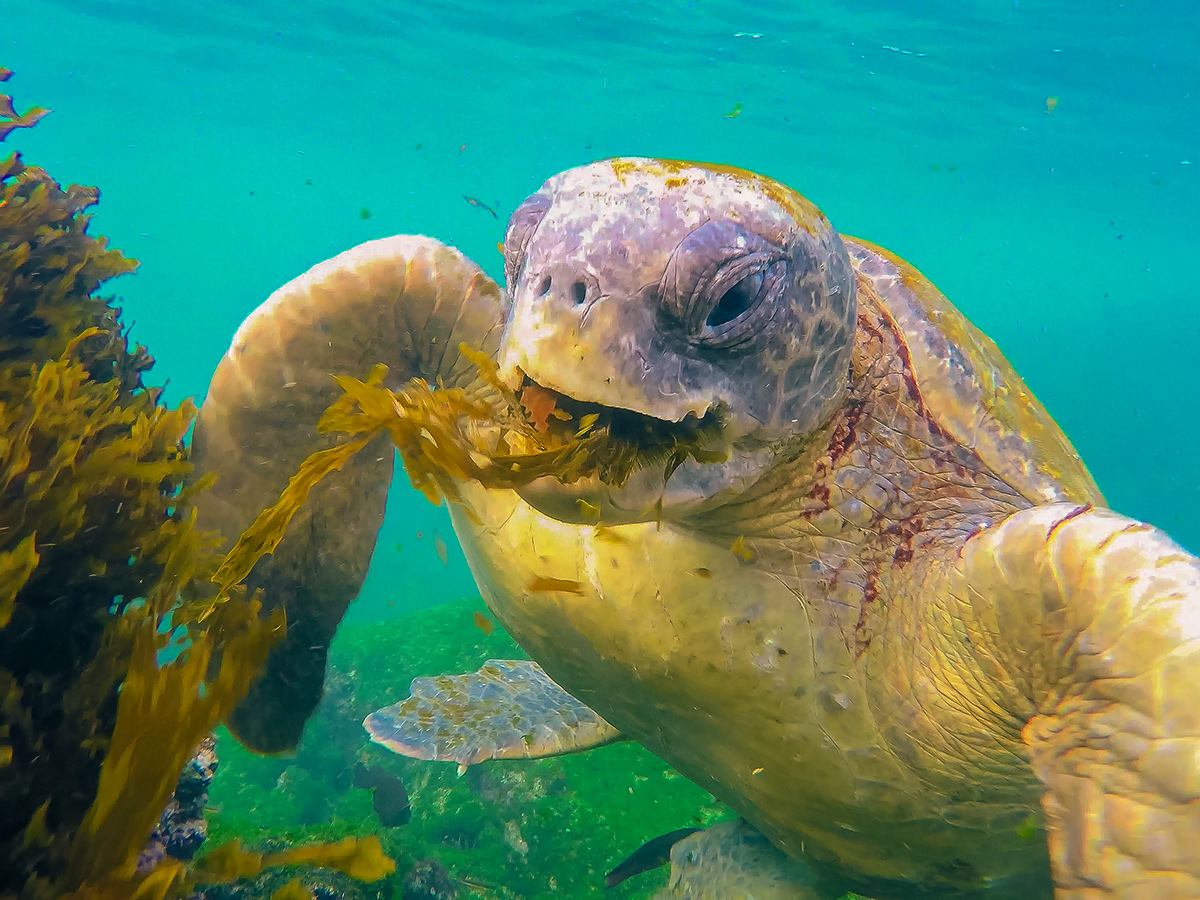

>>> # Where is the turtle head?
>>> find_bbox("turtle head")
[497,158,856,524]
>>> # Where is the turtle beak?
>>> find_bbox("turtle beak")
[496,273,716,424]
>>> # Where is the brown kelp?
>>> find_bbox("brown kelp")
[0,73,391,899]
[219,348,727,575]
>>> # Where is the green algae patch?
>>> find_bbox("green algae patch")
[204,599,734,900]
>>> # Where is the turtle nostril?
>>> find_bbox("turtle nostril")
[537,275,552,296]
[572,281,587,305]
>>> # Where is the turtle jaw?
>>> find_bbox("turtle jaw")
[516,445,773,527]
[503,372,773,527]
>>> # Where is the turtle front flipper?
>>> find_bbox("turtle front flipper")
[964,502,1200,897]
[364,659,623,767]
[193,236,509,752]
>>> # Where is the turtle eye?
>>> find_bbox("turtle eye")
[696,257,785,348]
[503,193,551,293]
[659,220,786,350]
[707,270,764,328]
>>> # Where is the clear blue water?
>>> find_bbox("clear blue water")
[5,0,1197,621]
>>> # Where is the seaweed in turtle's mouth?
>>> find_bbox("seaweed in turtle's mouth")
[511,370,728,483]
[268,345,732,526]
[222,351,736,582]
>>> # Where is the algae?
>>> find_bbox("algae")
[220,346,727,578]
[0,74,391,899]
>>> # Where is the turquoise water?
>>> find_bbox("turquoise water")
[8,1,1198,626]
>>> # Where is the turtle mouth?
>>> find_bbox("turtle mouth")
[505,370,738,525]
[513,370,726,461]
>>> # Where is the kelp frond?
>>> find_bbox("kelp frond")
[1,75,393,900]
[192,836,395,884]
[217,342,728,569]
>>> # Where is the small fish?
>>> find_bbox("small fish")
[473,611,494,635]
[1045,96,1059,113]
[497,240,505,255]
[605,827,700,887]
[353,762,411,826]
[459,142,467,152]
[434,534,449,566]
[359,207,372,220]
[731,536,754,561]
[692,567,712,579]
[463,194,498,219]
[528,576,585,595]
[725,102,743,119]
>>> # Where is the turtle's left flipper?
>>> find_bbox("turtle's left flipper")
[965,503,1200,897]
[364,659,623,767]
[654,820,830,900]
[193,236,509,753]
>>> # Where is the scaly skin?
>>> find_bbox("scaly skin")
[196,160,1200,897]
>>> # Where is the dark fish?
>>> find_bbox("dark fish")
[353,762,411,826]
[605,827,700,888]
[462,194,499,219]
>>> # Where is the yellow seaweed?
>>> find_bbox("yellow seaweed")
[192,836,395,884]
[1,77,393,899]
[236,335,727,561]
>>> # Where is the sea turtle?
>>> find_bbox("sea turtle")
[193,159,1200,899]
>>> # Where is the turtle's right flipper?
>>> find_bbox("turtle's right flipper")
[364,659,623,767]
[193,236,510,753]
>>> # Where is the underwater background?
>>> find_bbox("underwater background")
[4,0,1198,897]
